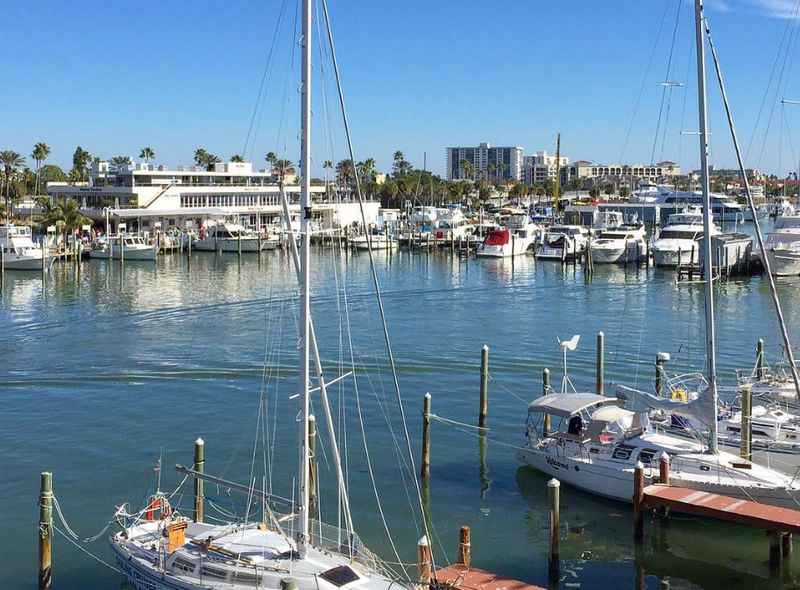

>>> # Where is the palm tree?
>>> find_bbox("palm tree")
[336,159,355,190]
[139,146,155,163]
[273,159,295,186]
[111,155,132,168]
[230,154,244,163]
[459,159,474,181]
[31,142,51,196]
[0,150,26,218]
[71,146,91,182]
[194,148,208,167]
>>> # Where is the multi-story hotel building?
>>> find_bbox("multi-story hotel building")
[569,160,681,181]
[445,142,523,182]
[523,151,570,185]
[47,160,378,232]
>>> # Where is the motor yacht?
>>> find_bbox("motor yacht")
[90,234,157,261]
[0,225,46,270]
[589,224,648,263]
[476,213,541,258]
[631,183,744,222]
[192,222,269,252]
[762,215,800,276]
[651,207,719,267]
[536,225,590,260]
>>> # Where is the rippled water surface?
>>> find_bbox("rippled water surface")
[3,244,800,589]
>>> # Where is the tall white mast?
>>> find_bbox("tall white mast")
[298,0,312,556]
[694,0,719,453]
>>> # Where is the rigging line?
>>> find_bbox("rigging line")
[651,0,685,165]
[323,4,436,572]
[755,0,800,170]
[53,525,122,574]
[341,250,407,576]
[745,0,800,161]
[242,0,290,158]
[676,4,695,176]
[619,0,672,163]
[704,14,800,399]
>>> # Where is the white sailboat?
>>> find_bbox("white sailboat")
[109,4,423,589]
[518,0,800,508]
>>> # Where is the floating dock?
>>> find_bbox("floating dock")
[435,565,545,590]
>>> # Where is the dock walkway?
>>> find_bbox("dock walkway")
[434,565,545,590]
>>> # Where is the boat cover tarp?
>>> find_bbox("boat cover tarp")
[615,384,714,428]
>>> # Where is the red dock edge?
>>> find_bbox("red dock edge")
[434,565,546,590]
[642,484,800,533]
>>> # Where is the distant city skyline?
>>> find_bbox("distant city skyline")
[4,1,800,178]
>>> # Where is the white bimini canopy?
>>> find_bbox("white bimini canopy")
[527,393,619,417]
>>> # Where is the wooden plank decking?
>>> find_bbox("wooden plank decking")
[642,484,800,533]
[434,565,545,590]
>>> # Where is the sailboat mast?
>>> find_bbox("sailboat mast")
[298,0,312,555]
[694,0,719,453]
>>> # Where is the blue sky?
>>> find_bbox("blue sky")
[3,0,800,177]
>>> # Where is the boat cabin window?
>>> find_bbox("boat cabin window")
[200,565,228,580]
[171,557,196,573]
[638,448,659,465]
[659,230,701,240]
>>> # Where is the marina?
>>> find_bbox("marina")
[7,0,800,589]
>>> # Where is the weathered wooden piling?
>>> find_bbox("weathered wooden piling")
[633,461,645,543]
[740,384,752,461]
[417,536,432,585]
[756,338,765,380]
[547,478,560,588]
[543,368,551,435]
[457,526,471,567]
[596,331,605,395]
[38,471,53,590]
[783,532,793,559]
[659,452,670,485]
[308,415,318,520]
[655,352,670,397]
[421,393,431,480]
[769,532,782,573]
[479,345,489,427]
[193,438,205,523]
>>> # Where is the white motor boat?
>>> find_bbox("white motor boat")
[762,215,800,276]
[350,231,397,250]
[589,224,648,264]
[651,207,719,267]
[518,393,800,507]
[536,225,590,260]
[0,225,46,270]
[631,182,745,222]
[90,235,157,261]
[477,214,541,258]
[192,222,268,252]
[430,206,471,240]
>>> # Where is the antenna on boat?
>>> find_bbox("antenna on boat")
[557,335,580,394]
[694,0,720,454]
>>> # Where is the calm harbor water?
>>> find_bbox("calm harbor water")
[3,242,800,589]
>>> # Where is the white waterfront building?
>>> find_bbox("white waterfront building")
[47,160,379,233]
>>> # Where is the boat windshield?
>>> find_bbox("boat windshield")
[658,230,701,240]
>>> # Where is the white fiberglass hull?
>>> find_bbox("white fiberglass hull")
[652,241,698,267]
[477,237,534,258]
[518,441,800,508]
[590,241,647,264]
[352,238,397,250]
[192,238,264,252]
[764,249,800,276]
[2,252,45,270]
[90,247,157,261]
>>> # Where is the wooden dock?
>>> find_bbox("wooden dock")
[434,565,545,590]
[642,484,800,532]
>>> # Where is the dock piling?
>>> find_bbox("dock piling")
[193,438,205,523]
[479,345,489,427]
[543,368,551,435]
[417,536,432,586]
[655,352,670,397]
[783,533,793,559]
[756,338,765,380]
[38,471,53,590]
[659,452,670,485]
[421,393,431,480]
[547,478,560,589]
[769,532,783,573]
[308,415,318,520]
[596,331,604,395]
[457,526,471,567]
[740,384,752,461]
[633,461,645,543]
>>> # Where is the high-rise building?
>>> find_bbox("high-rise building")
[523,151,570,185]
[445,142,523,182]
